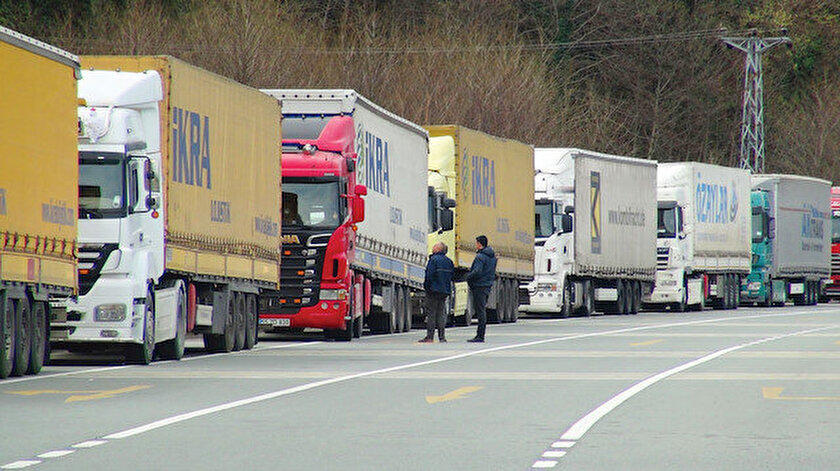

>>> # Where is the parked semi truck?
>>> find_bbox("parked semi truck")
[426,125,534,325]
[825,187,840,299]
[741,174,830,306]
[519,149,657,316]
[56,56,282,363]
[259,90,429,340]
[645,162,751,311]
[0,27,80,378]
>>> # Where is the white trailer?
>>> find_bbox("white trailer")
[645,162,751,311]
[520,149,657,316]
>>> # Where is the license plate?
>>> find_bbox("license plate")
[260,317,290,327]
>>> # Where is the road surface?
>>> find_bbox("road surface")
[1,305,839,470]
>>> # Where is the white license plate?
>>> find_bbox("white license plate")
[789,284,804,295]
[260,317,290,327]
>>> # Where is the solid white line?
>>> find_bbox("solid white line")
[531,460,558,468]
[0,461,40,469]
[559,324,837,442]
[102,310,826,440]
[550,441,575,448]
[71,440,107,449]
[542,450,567,458]
[36,451,74,459]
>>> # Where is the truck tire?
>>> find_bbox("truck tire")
[580,280,594,317]
[394,286,404,333]
[0,292,15,379]
[403,286,413,332]
[244,294,258,349]
[327,315,353,341]
[629,281,640,315]
[233,292,246,351]
[352,285,363,338]
[127,291,155,365]
[763,278,774,307]
[222,295,236,352]
[12,296,32,376]
[510,280,519,323]
[27,301,48,374]
[159,284,186,360]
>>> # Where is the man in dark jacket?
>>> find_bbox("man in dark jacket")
[466,235,497,342]
[419,242,454,343]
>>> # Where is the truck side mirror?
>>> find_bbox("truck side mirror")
[146,195,160,210]
[443,197,456,209]
[440,209,454,232]
[352,196,365,223]
[560,214,573,233]
[678,231,686,240]
[564,205,574,214]
[355,184,367,196]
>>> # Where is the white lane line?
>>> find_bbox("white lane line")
[531,460,558,468]
[71,440,107,449]
[0,461,41,469]
[0,365,134,386]
[542,451,567,458]
[36,451,74,459]
[10,309,833,467]
[550,441,575,448]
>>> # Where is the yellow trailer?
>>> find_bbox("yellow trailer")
[426,125,534,325]
[0,26,80,377]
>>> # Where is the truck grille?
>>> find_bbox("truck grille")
[261,238,326,313]
[77,243,119,296]
[656,247,669,270]
[832,253,840,275]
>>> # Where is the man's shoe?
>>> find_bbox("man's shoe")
[418,337,434,343]
[467,337,484,343]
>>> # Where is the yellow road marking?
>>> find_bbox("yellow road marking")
[425,386,483,404]
[6,385,151,403]
[762,387,840,401]
[630,339,664,347]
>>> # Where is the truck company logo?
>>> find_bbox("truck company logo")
[254,216,279,237]
[801,204,827,240]
[590,171,601,254]
[281,234,301,244]
[695,177,738,224]
[172,107,212,189]
[355,124,391,196]
[608,207,645,227]
[464,150,496,208]
[42,200,74,226]
[0,188,5,215]
[210,200,231,223]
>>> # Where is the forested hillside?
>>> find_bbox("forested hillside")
[3,0,838,179]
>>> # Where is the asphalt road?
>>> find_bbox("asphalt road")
[1,305,839,470]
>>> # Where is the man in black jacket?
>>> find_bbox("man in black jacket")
[466,235,497,342]
[419,242,454,343]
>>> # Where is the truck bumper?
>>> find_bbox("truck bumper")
[644,269,682,304]
[519,288,562,313]
[740,276,768,303]
[260,299,349,331]
[55,276,144,344]
[825,278,840,297]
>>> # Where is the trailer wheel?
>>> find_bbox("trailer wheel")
[244,294,258,349]
[629,281,640,315]
[511,280,519,323]
[127,290,155,365]
[559,280,572,319]
[27,301,48,374]
[159,283,186,360]
[233,292,246,351]
[580,279,594,317]
[394,286,404,333]
[352,285,363,338]
[764,278,774,307]
[10,296,32,376]
[0,292,15,379]
[403,286,413,332]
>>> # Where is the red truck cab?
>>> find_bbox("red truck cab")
[827,187,840,298]
[259,115,367,340]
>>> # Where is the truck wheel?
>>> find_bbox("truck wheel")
[580,280,594,317]
[629,281,640,314]
[12,296,32,376]
[128,291,155,365]
[403,286,413,332]
[159,285,186,361]
[221,295,236,352]
[511,281,519,323]
[327,315,354,342]
[394,286,404,333]
[233,292,246,351]
[27,301,48,374]
[244,294,258,349]
[0,292,15,379]
[764,279,774,307]
[559,281,572,318]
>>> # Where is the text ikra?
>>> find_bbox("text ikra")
[471,155,496,208]
[172,107,211,189]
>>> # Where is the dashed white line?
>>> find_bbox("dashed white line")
[529,324,838,468]
[542,450,567,458]
[36,451,74,459]
[71,440,107,449]
[0,461,40,469]
[531,460,558,468]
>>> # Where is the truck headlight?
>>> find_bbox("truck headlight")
[94,304,126,322]
[320,289,348,300]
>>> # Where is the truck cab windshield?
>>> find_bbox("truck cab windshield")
[657,206,679,238]
[752,208,768,243]
[535,201,555,238]
[282,179,343,228]
[832,211,840,244]
[78,152,127,219]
